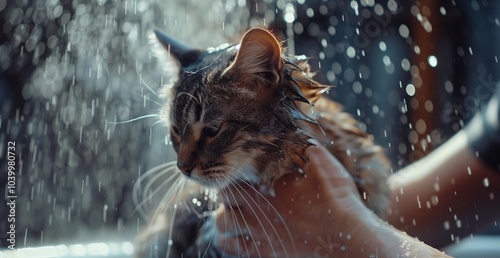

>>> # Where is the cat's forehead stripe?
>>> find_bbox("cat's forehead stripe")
[177,91,202,124]
[189,122,203,141]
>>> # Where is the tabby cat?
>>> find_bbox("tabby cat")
[136,27,390,257]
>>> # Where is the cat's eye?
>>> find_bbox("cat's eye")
[203,124,222,137]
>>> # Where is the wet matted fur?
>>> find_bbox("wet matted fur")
[135,28,390,258]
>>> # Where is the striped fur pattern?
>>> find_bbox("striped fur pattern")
[136,28,390,257]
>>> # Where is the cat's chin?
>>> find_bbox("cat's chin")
[186,172,248,190]
[197,176,256,192]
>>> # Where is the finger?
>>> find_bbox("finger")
[304,144,361,197]
[219,182,264,208]
[216,231,262,257]
[215,205,273,257]
[305,145,350,177]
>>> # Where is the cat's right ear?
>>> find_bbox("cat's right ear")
[223,28,283,96]
[154,29,202,68]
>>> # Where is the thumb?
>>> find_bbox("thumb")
[304,144,360,198]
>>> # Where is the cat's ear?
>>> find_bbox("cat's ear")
[154,29,202,68]
[224,28,283,87]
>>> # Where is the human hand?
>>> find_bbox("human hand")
[214,144,450,257]
[466,85,500,171]
[214,144,376,257]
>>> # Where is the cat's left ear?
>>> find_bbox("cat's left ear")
[154,29,202,68]
[224,28,283,88]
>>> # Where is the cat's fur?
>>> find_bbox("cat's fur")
[136,28,390,257]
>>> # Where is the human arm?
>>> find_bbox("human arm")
[387,87,500,248]
[215,145,449,257]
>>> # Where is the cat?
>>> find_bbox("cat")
[135,27,390,258]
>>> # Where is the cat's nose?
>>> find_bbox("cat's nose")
[177,162,195,176]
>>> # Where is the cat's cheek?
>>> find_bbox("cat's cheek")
[225,152,260,185]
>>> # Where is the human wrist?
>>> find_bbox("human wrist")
[317,199,385,257]
[329,206,449,257]
[465,86,500,171]
[353,221,447,257]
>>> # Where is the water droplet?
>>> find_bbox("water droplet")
[401,58,411,71]
[399,24,410,38]
[425,100,434,112]
[484,178,490,187]
[284,4,295,23]
[416,119,426,134]
[431,195,439,205]
[406,83,416,96]
[428,55,438,67]
[352,82,362,94]
[440,6,447,15]
[379,41,387,51]
[306,7,314,18]
[444,221,450,230]
[346,46,356,58]
[350,1,359,16]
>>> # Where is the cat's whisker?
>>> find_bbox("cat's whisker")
[132,163,169,217]
[139,162,178,199]
[224,172,280,252]
[147,120,165,134]
[184,45,230,75]
[199,178,228,258]
[226,167,297,258]
[221,178,255,258]
[142,167,180,202]
[129,89,163,107]
[136,70,160,97]
[137,27,390,258]
[216,183,234,256]
[139,161,177,179]
[162,177,188,258]
[224,176,281,258]
[107,114,159,125]
[216,182,229,252]
[136,171,188,258]
[143,95,163,107]
[199,196,219,258]
[177,91,201,105]
[133,162,178,218]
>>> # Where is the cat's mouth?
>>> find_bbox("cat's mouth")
[201,169,224,177]
[183,165,237,189]
[181,161,258,189]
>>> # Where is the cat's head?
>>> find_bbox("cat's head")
[154,28,318,189]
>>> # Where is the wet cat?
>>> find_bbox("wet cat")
[135,27,390,257]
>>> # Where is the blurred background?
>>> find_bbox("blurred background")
[1,0,499,257]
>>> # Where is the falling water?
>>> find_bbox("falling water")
[0,0,248,249]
